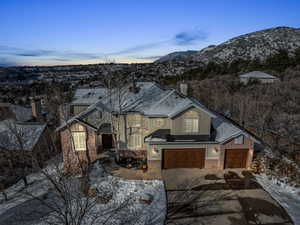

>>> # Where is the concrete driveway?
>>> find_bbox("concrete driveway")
[162,169,294,225]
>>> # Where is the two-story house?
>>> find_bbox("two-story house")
[58,82,260,172]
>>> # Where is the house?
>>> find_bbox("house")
[0,120,52,175]
[0,98,53,175]
[0,97,44,122]
[58,82,261,172]
[239,71,279,84]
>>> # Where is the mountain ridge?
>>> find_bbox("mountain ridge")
[156,26,300,65]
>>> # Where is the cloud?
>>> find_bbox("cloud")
[110,41,168,55]
[0,45,102,60]
[174,29,208,45]
[0,57,20,67]
[110,28,208,55]
[133,55,162,60]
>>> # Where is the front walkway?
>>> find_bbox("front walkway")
[163,169,294,225]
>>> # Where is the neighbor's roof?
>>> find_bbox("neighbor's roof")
[0,103,33,122]
[0,120,47,151]
[239,71,277,79]
[72,88,108,105]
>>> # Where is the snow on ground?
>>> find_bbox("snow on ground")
[0,159,166,225]
[256,173,300,225]
[86,161,166,225]
[0,159,60,215]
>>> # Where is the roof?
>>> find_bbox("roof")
[72,88,108,105]
[145,113,261,144]
[61,82,260,144]
[0,103,32,122]
[239,71,278,79]
[0,120,47,151]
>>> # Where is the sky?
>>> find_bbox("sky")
[0,0,300,66]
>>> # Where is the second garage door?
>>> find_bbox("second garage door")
[163,148,205,169]
[225,149,248,169]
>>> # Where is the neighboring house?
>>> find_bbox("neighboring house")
[0,98,53,175]
[0,98,45,122]
[58,82,261,172]
[239,71,279,84]
[0,120,52,175]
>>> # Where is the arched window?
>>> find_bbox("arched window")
[70,123,86,151]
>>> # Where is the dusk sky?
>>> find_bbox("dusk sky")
[1,0,300,66]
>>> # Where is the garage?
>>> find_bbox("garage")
[225,149,249,169]
[163,148,205,169]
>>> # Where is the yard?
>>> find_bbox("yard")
[0,156,166,225]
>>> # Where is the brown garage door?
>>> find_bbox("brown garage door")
[163,149,205,169]
[225,149,248,169]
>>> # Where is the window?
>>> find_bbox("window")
[183,118,199,133]
[155,119,165,127]
[71,123,86,151]
[234,135,244,144]
[130,115,141,127]
[129,134,142,148]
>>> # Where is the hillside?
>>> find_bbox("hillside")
[157,27,300,65]
[154,50,197,63]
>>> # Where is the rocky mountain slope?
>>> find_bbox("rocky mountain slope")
[158,27,300,65]
[154,50,197,63]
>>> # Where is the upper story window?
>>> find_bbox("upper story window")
[70,123,86,151]
[183,118,199,133]
[234,135,244,144]
[130,114,141,127]
[155,118,165,127]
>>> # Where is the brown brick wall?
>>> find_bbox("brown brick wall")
[61,125,98,173]
[205,159,220,169]
[147,160,161,170]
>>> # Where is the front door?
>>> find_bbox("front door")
[102,134,113,149]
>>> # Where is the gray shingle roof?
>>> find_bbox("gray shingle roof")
[61,82,259,144]
[239,71,277,79]
[0,120,47,151]
[0,103,33,122]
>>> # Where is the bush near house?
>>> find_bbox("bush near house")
[252,150,300,186]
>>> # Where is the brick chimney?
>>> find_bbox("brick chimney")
[179,82,188,96]
[31,97,43,121]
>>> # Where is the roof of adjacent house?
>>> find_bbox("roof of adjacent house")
[72,88,108,105]
[239,71,278,79]
[0,103,33,122]
[0,120,47,151]
[59,82,260,144]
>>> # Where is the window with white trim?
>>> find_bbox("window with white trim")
[71,123,87,151]
[155,118,165,127]
[129,134,142,148]
[234,135,244,144]
[130,114,141,127]
[183,118,199,133]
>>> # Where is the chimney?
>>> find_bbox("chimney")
[31,97,43,121]
[129,74,139,93]
[179,82,188,96]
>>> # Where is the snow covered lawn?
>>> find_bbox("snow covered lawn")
[0,160,166,225]
[256,173,300,225]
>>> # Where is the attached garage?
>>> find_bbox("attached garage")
[163,148,205,169]
[225,149,249,169]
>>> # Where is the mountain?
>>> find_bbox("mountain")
[157,27,300,65]
[154,50,197,63]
